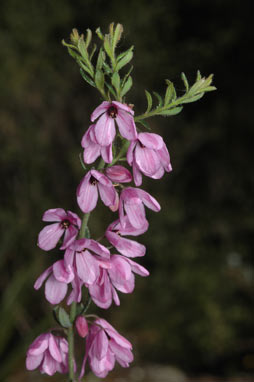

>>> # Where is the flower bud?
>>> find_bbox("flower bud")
[75,316,89,338]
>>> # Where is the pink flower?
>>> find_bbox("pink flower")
[80,318,133,379]
[26,333,69,376]
[82,124,113,164]
[105,165,132,183]
[34,260,74,305]
[77,169,118,213]
[88,254,149,309]
[64,238,110,287]
[105,218,147,258]
[119,187,161,230]
[38,208,81,251]
[76,316,89,338]
[91,101,137,146]
[127,132,172,186]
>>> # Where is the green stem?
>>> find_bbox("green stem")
[68,302,77,381]
[108,139,130,167]
[79,213,90,239]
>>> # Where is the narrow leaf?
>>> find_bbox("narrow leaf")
[181,93,204,103]
[113,23,123,49]
[164,81,176,105]
[96,48,105,71]
[145,90,153,113]
[85,29,92,48]
[78,38,88,60]
[105,82,117,98]
[112,72,120,91]
[196,70,202,81]
[153,91,163,107]
[95,69,105,91]
[89,43,97,61]
[138,119,151,130]
[121,76,132,97]
[80,69,96,87]
[159,106,183,116]
[104,35,112,59]
[115,50,133,71]
[181,72,189,91]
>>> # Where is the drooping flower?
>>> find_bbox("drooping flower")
[26,333,69,376]
[34,260,74,305]
[127,132,172,186]
[80,318,133,379]
[119,187,161,230]
[105,165,132,184]
[64,238,110,287]
[91,101,137,146]
[38,208,81,251]
[77,169,118,213]
[88,254,149,309]
[105,218,147,258]
[81,124,113,164]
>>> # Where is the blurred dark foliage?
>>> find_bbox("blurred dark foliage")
[0,0,253,380]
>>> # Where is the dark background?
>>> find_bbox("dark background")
[0,0,253,381]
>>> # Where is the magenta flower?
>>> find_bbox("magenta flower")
[82,124,113,164]
[26,333,69,376]
[127,132,172,186]
[77,169,118,213]
[38,208,81,251]
[89,254,149,309]
[105,218,147,258]
[80,318,133,379]
[34,259,74,305]
[91,101,137,146]
[119,187,161,230]
[64,238,110,286]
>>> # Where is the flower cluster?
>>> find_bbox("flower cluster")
[26,99,171,379]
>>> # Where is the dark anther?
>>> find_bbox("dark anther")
[107,105,118,119]
[61,219,70,229]
[89,175,98,185]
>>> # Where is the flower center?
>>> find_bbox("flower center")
[107,105,118,119]
[61,219,70,229]
[89,175,98,185]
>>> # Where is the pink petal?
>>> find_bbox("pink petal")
[105,165,132,183]
[27,333,49,356]
[112,101,134,115]
[76,250,99,285]
[135,145,161,176]
[60,225,78,250]
[97,319,132,349]
[116,110,137,141]
[67,274,82,305]
[150,165,165,179]
[45,275,68,304]
[75,316,89,338]
[34,266,53,290]
[64,247,75,268]
[42,208,66,222]
[91,101,110,122]
[112,286,120,305]
[138,132,163,150]
[40,350,57,376]
[126,140,136,165]
[98,183,117,208]
[101,144,113,164]
[53,260,74,283]
[77,173,98,213]
[89,271,112,309]
[66,210,81,227]
[124,198,147,229]
[90,329,109,360]
[85,239,110,258]
[26,353,44,370]
[83,142,101,164]
[109,339,134,364]
[136,188,161,212]
[94,113,116,146]
[125,258,150,277]
[38,223,64,251]
[132,160,143,186]
[48,334,62,362]
[91,169,113,186]
[157,142,172,172]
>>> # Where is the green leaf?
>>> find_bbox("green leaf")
[89,43,97,61]
[112,72,120,91]
[85,29,92,48]
[153,92,163,107]
[115,50,133,72]
[145,90,153,113]
[181,72,189,91]
[67,47,80,60]
[96,48,105,71]
[79,61,93,77]
[164,80,176,104]
[80,69,96,87]
[105,82,117,98]
[58,307,72,328]
[196,70,202,81]
[138,119,151,130]
[95,69,105,91]
[121,76,132,97]
[96,27,104,40]
[159,106,183,116]
[181,93,204,103]
[78,38,88,60]
[104,35,112,59]
[103,62,112,75]
[112,23,123,50]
